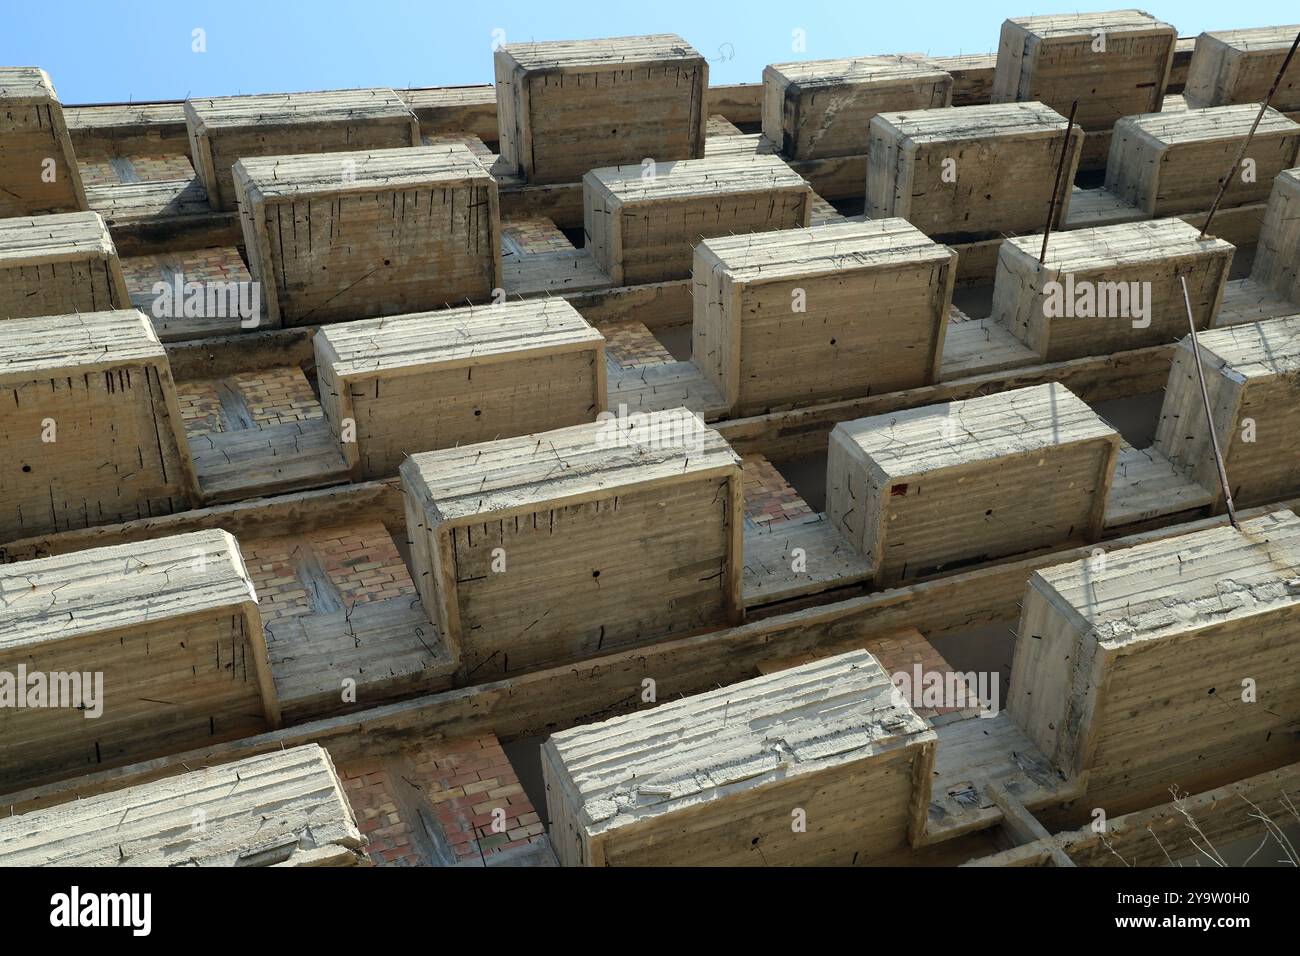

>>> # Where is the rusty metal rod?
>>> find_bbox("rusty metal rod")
[1179,274,1240,529]
[1200,29,1300,239]
[1040,100,1079,264]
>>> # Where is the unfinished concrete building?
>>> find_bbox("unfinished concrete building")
[3,8,1300,873]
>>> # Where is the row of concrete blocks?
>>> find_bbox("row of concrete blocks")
[6,417,1299,865]
[5,17,1296,217]
[8,295,1300,792]
[3,104,1296,344]
[6,508,1297,868]
[3,164,1299,548]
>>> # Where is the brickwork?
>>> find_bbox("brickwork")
[338,734,546,866]
[175,380,223,435]
[241,520,416,623]
[119,245,252,305]
[176,366,322,438]
[601,319,675,367]
[117,253,156,295]
[761,628,984,726]
[76,153,194,186]
[234,368,322,428]
[867,629,984,726]
[312,525,415,609]
[340,759,416,866]
[742,454,814,529]
[133,154,195,181]
[242,536,308,623]
[76,159,120,187]
[501,215,575,257]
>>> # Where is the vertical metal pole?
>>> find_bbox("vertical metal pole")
[1180,274,1240,529]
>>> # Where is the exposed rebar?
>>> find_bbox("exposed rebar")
[1200,30,1300,239]
[1179,274,1240,529]
[1040,100,1079,264]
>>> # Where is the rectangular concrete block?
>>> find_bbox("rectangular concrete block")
[925,54,997,107]
[584,154,811,285]
[992,12,1177,140]
[0,530,279,792]
[1009,510,1300,807]
[400,410,744,679]
[184,88,420,211]
[0,212,129,321]
[866,102,1083,240]
[495,35,708,185]
[762,56,953,160]
[0,745,362,866]
[1105,105,1300,217]
[234,144,501,326]
[827,382,1120,585]
[1250,167,1300,303]
[1154,314,1300,509]
[542,649,936,866]
[1185,25,1300,113]
[692,219,955,414]
[0,67,87,216]
[0,310,198,542]
[993,218,1234,361]
[315,298,606,479]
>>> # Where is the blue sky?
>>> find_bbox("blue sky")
[2,1,1294,104]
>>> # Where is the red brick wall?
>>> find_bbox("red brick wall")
[312,525,415,609]
[119,245,252,305]
[77,153,194,186]
[232,368,322,429]
[176,366,322,439]
[175,380,223,436]
[761,627,984,727]
[867,629,984,726]
[742,454,814,529]
[242,520,416,623]
[242,535,309,624]
[502,215,575,257]
[602,319,675,368]
[339,735,546,866]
